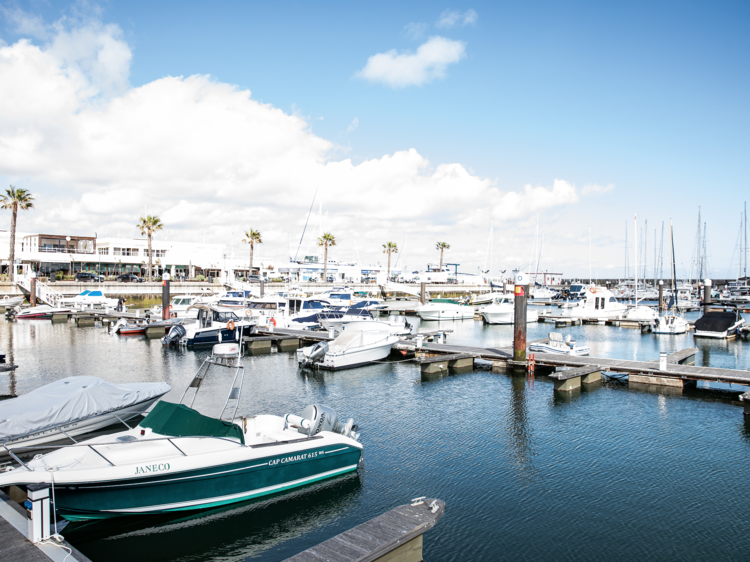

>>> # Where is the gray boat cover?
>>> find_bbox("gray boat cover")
[0,376,171,441]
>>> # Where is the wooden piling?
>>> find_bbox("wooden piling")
[513,277,528,365]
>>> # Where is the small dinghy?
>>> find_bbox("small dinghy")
[110,318,149,336]
[529,332,591,356]
[1,295,24,307]
[297,328,400,370]
[0,377,170,450]
[0,344,361,521]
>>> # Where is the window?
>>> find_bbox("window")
[113,247,138,256]
[144,249,166,258]
[98,248,109,255]
[609,297,616,303]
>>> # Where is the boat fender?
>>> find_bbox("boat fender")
[227,320,235,331]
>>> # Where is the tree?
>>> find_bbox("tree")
[382,242,398,281]
[435,241,451,270]
[0,186,34,280]
[318,233,336,283]
[242,229,263,275]
[137,215,163,282]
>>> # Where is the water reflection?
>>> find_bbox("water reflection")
[505,376,536,483]
[68,471,363,562]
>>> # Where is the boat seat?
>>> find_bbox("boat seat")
[549,332,564,342]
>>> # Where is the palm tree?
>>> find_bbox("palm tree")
[137,215,163,282]
[242,229,263,276]
[318,233,336,283]
[435,241,451,270]
[383,242,398,281]
[0,186,34,280]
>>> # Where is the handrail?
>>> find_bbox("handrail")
[4,434,246,472]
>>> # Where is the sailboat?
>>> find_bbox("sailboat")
[624,214,659,321]
[653,220,689,334]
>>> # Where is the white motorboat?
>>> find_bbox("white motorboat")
[417,301,474,321]
[340,317,412,336]
[567,283,590,300]
[167,294,212,318]
[59,290,119,310]
[470,291,506,307]
[529,286,559,303]
[162,304,256,348]
[693,309,744,339]
[14,304,73,319]
[0,343,362,521]
[0,295,24,307]
[562,287,628,320]
[297,329,400,370]
[652,313,689,334]
[0,377,170,450]
[529,332,591,356]
[480,295,539,325]
[623,305,658,321]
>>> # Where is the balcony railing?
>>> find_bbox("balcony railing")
[38,247,95,254]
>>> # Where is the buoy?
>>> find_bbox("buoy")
[227,320,235,331]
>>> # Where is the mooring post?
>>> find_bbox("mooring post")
[513,272,528,364]
[29,270,37,306]
[703,278,712,314]
[420,282,426,304]
[658,280,664,313]
[260,280,265,297]
[162,271,171,320]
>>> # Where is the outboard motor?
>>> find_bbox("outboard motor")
[110,318,128,335]
[564,334,576,348]
[304,341,329,364]
[162,324,186,346]
[285,404,359,441]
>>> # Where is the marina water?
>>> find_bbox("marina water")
[1,308,749,561]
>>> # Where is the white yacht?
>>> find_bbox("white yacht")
[297,328,400,370]
[563,287,628,320]
[480,295,539,325]
[529,286,559,303]
[416,301,474,321]
[652,314,689,334]
[59,290,118,310]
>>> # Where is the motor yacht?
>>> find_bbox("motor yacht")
[563,286,628,320]
[529,286,559,303]
[480,295,539,325]
[0,377,170,451]
[529,332,591,356]
[297,328,400,370]
[162,304,256,348]
[416,300,474,321]
[0,343,362,520]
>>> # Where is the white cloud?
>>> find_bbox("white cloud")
[436,9,478,29]
[582,183,614,195]
[346,117,358,132]
[403,22,428,40]
[356,36,466,88]
[0,16,584,272]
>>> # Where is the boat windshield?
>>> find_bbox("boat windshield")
[78,291,91,297]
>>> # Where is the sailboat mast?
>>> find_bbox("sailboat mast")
[658,221,664,281]
[745,202,748,280]
[634,214,638,305]
[624,222,628,281]
[654,228,657,286]
[589,226,592,285]
[671,219,678,312]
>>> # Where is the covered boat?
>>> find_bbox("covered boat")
[693,310,744,339]
[0,344,362,520]
[0,377,170,449]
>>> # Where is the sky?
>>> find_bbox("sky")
[0,0,748,279]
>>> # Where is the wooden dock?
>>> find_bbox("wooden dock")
[0,489,90,562]
[284,497,445,562]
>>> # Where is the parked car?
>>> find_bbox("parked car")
[116,273,144,283]
[75,272,103,283]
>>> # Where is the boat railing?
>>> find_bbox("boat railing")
[4,425,246,472]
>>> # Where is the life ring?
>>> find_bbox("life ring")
[349,300,353,306]
[227,320,235,331]
[244,309,252,317]
[269,318,277,326]
[589,287,597,294]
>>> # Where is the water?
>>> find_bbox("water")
[1,309,749,561]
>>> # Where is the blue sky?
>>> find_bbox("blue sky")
[0,0,748,277]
